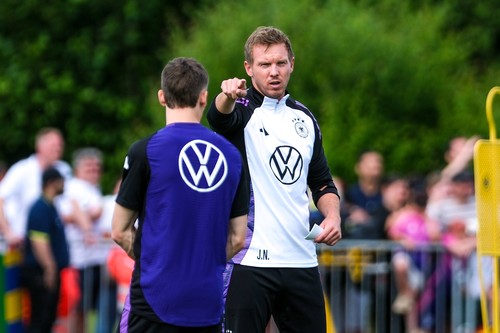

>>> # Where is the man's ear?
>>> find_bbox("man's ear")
[199,90,208,108]
[244,61,253,77]
[158,89,167,106]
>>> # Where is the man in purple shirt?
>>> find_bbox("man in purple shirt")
[112,57,248,333]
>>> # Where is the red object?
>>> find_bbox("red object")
[57,267,81,317]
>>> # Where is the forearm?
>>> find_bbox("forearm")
[0,199,23,246]
[31,239,57,272]
[441,136,478,181]
[226,215,247,260]
[113,228,135,259]
[88,206,103,222]
[111,203,138,260]
[63,200,94,231]
[0,199,11,236]
[316,193,341,224]
[314,193,342,246]
[215,93,237,114]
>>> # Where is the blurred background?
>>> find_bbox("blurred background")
[0,0,499,192]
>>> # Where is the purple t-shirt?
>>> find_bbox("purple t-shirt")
[116,123,248,327]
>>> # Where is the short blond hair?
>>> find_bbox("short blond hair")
[244,26,294,64]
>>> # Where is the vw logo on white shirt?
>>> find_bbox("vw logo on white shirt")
[179,139,228,192]
[269,145,303,184]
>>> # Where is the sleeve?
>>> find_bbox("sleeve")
[229,155,250,218]
[0,162,24,199]
[306,113,339,205]
[207,100,246,136]
[115,137,151,212]
[28,203,52,236]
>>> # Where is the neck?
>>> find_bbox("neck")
[36,154,53,170]
[42,191,56,203]
[165,107,202,125]
[359,179,379,195]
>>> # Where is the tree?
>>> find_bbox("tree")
[164,0,497,183]
[0,1,172,190]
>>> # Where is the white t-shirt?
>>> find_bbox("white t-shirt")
[0,155,71,237]
[208,89,335,268]
[426,196,477,234]
[94,193,117,264]
[58,177,103,268]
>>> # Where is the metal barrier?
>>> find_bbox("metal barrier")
[318,240,492,333]
[1,238,492,333]
[0,238,121,333]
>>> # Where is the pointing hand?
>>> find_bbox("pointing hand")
[221,78,247,100]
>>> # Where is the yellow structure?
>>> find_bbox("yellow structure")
[325,292,336,333]
[474,86,500,333]
[1,247,24,332]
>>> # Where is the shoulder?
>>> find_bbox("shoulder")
[130,134,154,151]
[198,128,242,163]
[6,156,35,174]
[286,96,323,137]
[126,134,156,162]
[208,129,238,147]
[0,157,36,191]
[54,160,72,179]
[29,198,50,216]
[286,96,315,119]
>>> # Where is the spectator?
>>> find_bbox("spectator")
[426,171,477,257]
[386,178,441,332]
[426,170,487,331]
[343,150,384,239]
[0,127,71,246]
[426,136,478,205]
[57,147,105,333]
[112,57,248,332]
[207,26,342,333]
[21,167,69,333]
[329,174,409,333]
[369,174,410,239]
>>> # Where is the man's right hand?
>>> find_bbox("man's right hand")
[221,78,247,100]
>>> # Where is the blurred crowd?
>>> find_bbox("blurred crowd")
[0,128,487,333]
[0,127,131,333]
[312,135,487,333]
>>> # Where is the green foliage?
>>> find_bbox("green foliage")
[165,0,499,183]
[440,0,500,65]
[1,0,499,190]
[0,0,171,191]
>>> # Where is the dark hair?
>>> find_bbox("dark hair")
[451,170,474,183]
[244,26,294,64]
[380,174,407,188]
[160,57,209,109]
[408,175,428,208]
[42,167,63,188]
[356,149,383,163]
